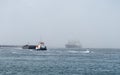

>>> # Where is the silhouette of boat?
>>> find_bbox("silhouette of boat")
[22,42,47,50]
[65,41,82,48]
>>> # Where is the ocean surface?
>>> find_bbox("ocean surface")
[0,48,120,75]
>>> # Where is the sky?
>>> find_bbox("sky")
[0,0,120,48]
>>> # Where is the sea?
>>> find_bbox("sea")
[0,48,120,75]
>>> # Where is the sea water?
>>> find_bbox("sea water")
[0,48,120,75]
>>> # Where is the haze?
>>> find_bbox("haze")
[0,0,120,48]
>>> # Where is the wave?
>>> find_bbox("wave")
[68,50,90,54]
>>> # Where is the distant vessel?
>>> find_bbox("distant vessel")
[22,42,47,50]
[65,41,82,48]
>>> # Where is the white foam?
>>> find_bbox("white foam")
[81,50,90,53]
[68,51,78,53]
[68,50,90,54]
[12,52,17,54]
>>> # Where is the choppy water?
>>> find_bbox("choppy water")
[0,48,120,75]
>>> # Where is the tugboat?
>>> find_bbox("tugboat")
[22,42,47,50]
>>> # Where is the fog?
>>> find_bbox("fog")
[0,0,120,48]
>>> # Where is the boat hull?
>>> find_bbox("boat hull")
[65,44,81,48]
[22,45,47,50]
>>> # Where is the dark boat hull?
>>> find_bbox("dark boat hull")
[22,45,47,50]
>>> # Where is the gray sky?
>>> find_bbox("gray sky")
[0,0,120,48]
